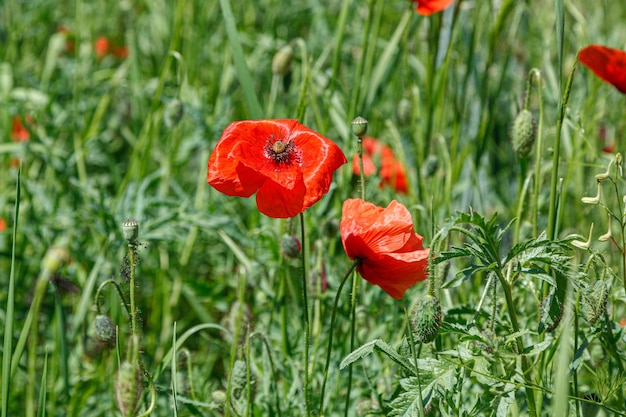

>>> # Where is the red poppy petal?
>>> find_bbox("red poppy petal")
[414,0,455,16]
[381,160,409,193]
[208,135,265,197]
[256,175,306,218]
[291,124,347,209]
[358,250,429,299]
[580,45,626,94]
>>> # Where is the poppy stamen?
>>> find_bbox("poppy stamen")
[266,136,295,165]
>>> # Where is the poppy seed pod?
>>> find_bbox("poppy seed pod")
[511,109,536,158]
[122,218,139,243]
[410,294,443,343]
[114,362,143,416]
[94,314,116,348]
[351,116,368,138]
[272,44,294,76]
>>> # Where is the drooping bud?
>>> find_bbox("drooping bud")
[164,98,184,128]
[581,182,601,205]
[114,362,144,416]
[511,109,536,158]
[581,281,609,325]
[351,116,368,139]
[409,294,443,343]
[571,223,594,250]
[122,218,139,243]
[94,314,117,348]
[272,44,294,76]
[42,246,70,274]
[280,234,301,258]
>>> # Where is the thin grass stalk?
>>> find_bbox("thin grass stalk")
[37,348,48,417]
[225,271,247,417]
[171,322,178,417]
[319,261,358,415]
[1,166,20,417]
[348,0,375,119]
[530,69,544,237]
[328,0,351,95]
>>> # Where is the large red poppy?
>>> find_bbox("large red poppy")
[340,198,429,299]
[413,0,455,16]
[352,136,408,194]
[207,119,347,218]
[579,45,626,94]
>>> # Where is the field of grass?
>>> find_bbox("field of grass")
[2,0,626,416]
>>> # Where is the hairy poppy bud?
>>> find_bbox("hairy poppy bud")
[42,246,70,274]
[280,234,301,258]
[94,314,116,348]
[410,294,443,343]
[581,281,609,325]
[114,362,143,416]
[272,44,294,76]
[351,116,368,138]
[122,218,139,243]
[511,109,536,158]
[164,98,184,128]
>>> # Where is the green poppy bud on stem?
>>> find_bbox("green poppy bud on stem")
[41,246,69,274]
[114,362,143,416]
[511,109,536,158]
[94,314,117,348]
[410,294,443,343]
[272,44,294,76]
[280,233,301,258]
[581,281,609,325]
[351,116,368,139]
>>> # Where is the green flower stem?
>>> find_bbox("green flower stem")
[299,213,311,417]
[127,242,139,340]
[225,270,247,417]
[547,56,577,241]
[530,68,544,237]
[344,270,359,417]
[497,269,537,417]
[348,0,375,119]
[319,260,359,415]
[358,138,366,201]
[94,279,131,316]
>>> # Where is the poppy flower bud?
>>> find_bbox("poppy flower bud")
[272,44,294,76]
[122,218,139,243]
[114,362,143,416]
[164,98,184,128]
[581,281,608,325]
[410,294,443,343]
[280,233,301,258]
[211,389,226,404]
[94,314,116,348]
[42,246,70,275]
[351,116,368,138]
[511,109,536,158]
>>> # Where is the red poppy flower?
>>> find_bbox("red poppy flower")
[11,116,30,142]
[0,217,6,233]
[352,136,408,193]
[94,36,109,59]
[111,45,129,59]
[413,0,455,16]
[207,119,347,218]
[579,45,626,94]
[340,198,429,299]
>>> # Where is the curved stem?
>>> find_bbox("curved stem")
[94,278,131,316]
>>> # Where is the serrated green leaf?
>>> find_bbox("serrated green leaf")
[339,339,413,375]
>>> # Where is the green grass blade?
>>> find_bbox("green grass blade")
[219,0,263,119]
[1,165,20,417]
[554,0,564,93]
[37,348,49,417]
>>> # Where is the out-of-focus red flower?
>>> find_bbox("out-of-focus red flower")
[340,198,429,300]
[94,36,110,59]
[207,119,347,218]
[579,45,626,94]
[57,25,75,53]
[598,123,616,154]
[413,0,455,16]
[352,136,408,193]
[0,217,6,232]
[11,116,30,142]
[111,45,129,59]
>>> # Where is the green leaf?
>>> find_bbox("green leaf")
[339,339,414,375]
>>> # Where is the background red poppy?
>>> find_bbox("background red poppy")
[579,45,626,94]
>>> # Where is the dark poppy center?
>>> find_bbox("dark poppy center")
[265,136,296,165]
